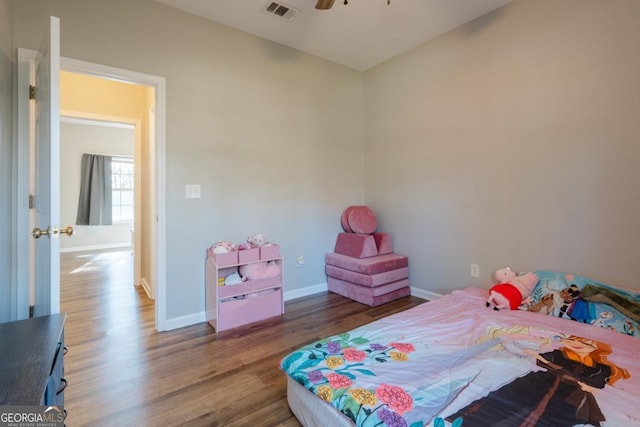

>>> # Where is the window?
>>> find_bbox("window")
[111,156,134,222]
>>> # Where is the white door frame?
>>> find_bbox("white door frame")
[14,50,168,331]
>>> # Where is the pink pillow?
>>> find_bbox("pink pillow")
[341,206,357,232]
[347,206,377,234]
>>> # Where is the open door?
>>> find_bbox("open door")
[16,27,166,328]
[30,16,69,317]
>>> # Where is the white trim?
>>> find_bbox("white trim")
[60,243,132,253]
[164,311,206,331]
[13,49,167,330]
[139,278,154,300]
[61,115,134,129]
[410,287,442,301]
[284,282,328,301]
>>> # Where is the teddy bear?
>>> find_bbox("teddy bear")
[247,233,267,247]
[486,267,539,311]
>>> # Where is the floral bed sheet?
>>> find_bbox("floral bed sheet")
[279,287,640,427]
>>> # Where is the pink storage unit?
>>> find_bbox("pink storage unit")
[216,289,283,331]
[211,250,238,267]
[205,255,284,332]
[217,275,282,299]
[238,246,260,263]
[260,244,281,260]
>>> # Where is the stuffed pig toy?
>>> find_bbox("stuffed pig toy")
[486,267,538,310]
[239,260,280,281]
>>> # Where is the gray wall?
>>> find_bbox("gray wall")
[10,0,639,325]
[12,0,365,322]
[0,0,13,322]
[364,0,640,293]
[60,120,134,251]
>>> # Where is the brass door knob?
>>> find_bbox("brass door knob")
[32,226,74,239]
[32,227,50,239]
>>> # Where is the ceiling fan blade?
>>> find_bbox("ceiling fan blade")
[315,0,336,10]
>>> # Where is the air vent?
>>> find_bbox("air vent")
[262,1,300,21]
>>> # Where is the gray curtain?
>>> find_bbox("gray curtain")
[76,154,113,225]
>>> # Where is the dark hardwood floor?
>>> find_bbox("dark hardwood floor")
[60,249,426,426]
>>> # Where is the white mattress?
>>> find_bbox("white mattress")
[287,376,352,427]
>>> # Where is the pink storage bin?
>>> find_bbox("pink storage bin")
[211,250,238,267]
[218,281,251,299]
[217,275,281,301]
[216,288,282,331]
[260,244,281,260]
[238,245,259,263]
[250,275,281,292]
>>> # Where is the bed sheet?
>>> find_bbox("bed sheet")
[279,287,640,427]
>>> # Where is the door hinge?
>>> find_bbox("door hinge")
[29,305,34,318]
[29,85,36,100]
[29,194,34,209]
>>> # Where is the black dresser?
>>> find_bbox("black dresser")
[0,313,67,407]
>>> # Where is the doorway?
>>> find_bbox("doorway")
[59,115,138,313]
[15,50,168,330]
[57,70,157,318]
[59,70,149,295]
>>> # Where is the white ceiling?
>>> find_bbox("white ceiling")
[154,0,513,71]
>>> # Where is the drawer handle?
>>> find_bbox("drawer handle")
[57,377,68,395]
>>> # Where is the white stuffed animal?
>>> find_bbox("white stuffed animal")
[211,240,234,254]
[247,233,267,247]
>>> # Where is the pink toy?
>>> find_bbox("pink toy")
[239,260,280,281]
[211,240,234,254]
[486,267,538,311]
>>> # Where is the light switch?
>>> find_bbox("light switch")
[185,184,201,199]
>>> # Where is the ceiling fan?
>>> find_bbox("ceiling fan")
[315,0,390,10]
[315,0,336,9]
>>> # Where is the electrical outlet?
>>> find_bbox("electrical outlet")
[185,184,201,199]
[296,255,304,267]
[471,264,480,278]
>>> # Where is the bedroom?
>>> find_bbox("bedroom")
[0,0,639,424]
[3,0,638,328]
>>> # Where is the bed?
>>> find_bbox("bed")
[279,270,640,426]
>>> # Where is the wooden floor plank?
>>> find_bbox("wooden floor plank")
[60,249,426,426]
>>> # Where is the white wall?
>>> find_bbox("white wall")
[60,120,134,252]
[364,0,640,293]
[12,0,364,322]
[0,0,13,322]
